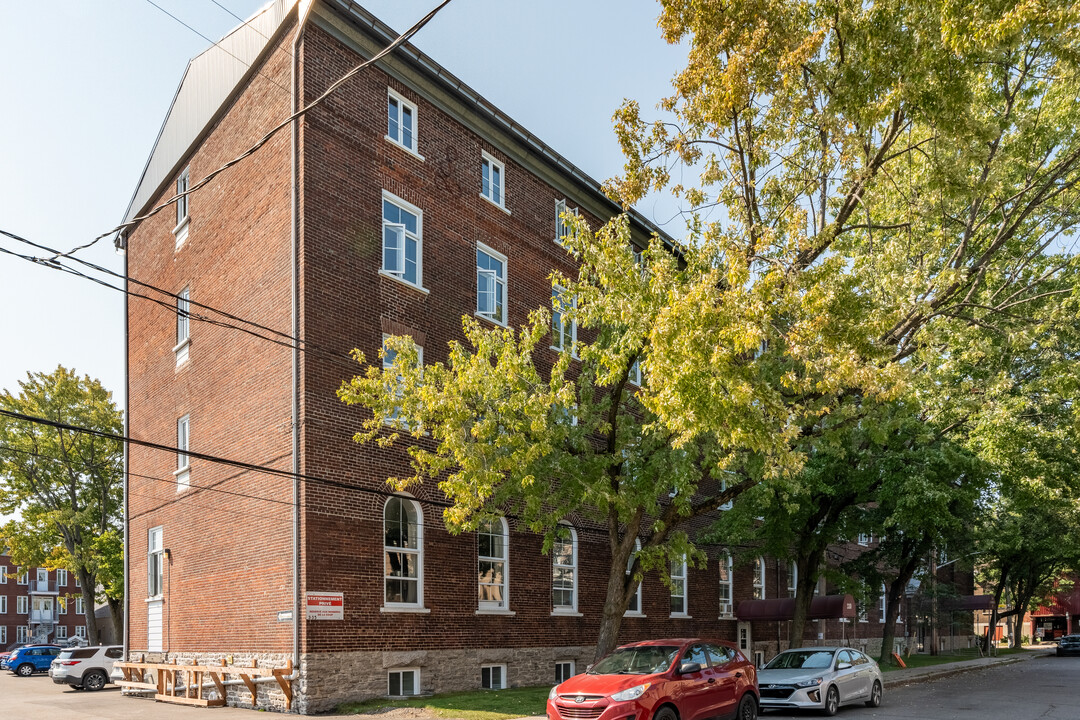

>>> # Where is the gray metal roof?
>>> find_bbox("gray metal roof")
[120,0,293,226]
[121,0,673,246]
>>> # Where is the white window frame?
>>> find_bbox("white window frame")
[857,599,868,623]
[17,595,29,614]
[551,286,576,353]
[380,190,426,292]
[481,664,507,690]
[554,199,579,245]
[670,556,689,617]
[628,357,642,386]
[175,415,190,491]
[382,335,423,427]
[719,478,733,511]
[625,538,643,617]
[477,517,510,612]
[857,533,870,546]
[75,597,85,615]
[383,496,426,612]
[753,557,766,600]
[387,668,420,696]
[480,151,508,212]
[386,88,422,158]
[0,564,6,583]
[16,626,29,643]
[59,597,67,615]
[880,584,887,623]
[719,553,734,618]
[175,287,191,365]
[788,562,798,598]
[551,523,579,615]
[75,625,87,639]
[174,167,190,247]
[0,596,6,614]
[476,242,508,326]
[555,660,575,684]
[17,568,27,585]
[148,526,164,600]
[57,569,67,586]
[55,625,67,640]
[0,626,5,645]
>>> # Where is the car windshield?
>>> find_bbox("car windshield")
[765,650,836,670]
[589,646,680,675]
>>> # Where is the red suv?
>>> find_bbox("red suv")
[547,639,759,720]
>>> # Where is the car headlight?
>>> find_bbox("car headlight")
[549,685,560,700]
[795,677,824,688]
[611,683,651,702]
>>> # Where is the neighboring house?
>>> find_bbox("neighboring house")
[118,1,975,712]
[0,553,89,647]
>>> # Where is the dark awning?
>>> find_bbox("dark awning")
[736,594,856,622]
[943,595,994,611]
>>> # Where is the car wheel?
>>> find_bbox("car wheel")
[823,685,840,716]
[653,705,679,720]
[16,663,35,677]
[83,670,108,691]
[865,680,882,708]
[737,693,758,720]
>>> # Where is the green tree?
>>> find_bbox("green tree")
[0,367,124,644]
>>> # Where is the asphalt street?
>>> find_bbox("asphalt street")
[763,654,1079,720]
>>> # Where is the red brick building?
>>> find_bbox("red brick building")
[0,555,90,648]
[118,1,972,712]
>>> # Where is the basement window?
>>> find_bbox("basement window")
[481,664,506,690]
[388,668,419,696]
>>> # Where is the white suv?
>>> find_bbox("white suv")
[49,645,123,691]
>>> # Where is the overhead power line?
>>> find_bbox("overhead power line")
[57,0,455,260]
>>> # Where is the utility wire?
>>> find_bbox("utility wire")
[0,232,358,371]
[141,0,292,96]
[207,0,290,55]
[57,0,455,260]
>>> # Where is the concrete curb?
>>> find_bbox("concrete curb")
[881,650,1049,689]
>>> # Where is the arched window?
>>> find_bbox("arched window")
[670,556,688,616]
[753,556,766,599]
[478,517,509,610]
[625,538,643,616]
[718,553,734,617]
[384,496,423,608]
[788,561,798,598]
[552,524,577,613]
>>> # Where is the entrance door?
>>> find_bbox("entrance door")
[36,567,48,592]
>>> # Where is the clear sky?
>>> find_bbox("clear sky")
[0,0,686,408]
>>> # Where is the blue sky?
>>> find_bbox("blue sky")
[0,0,686,406]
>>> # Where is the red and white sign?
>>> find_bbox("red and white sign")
[306,592,344,620]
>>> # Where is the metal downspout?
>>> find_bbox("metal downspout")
[121,231,130,660]
[291,0,312,695]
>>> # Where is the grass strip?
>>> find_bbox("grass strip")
[337,685,550,720]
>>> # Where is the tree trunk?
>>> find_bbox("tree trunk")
[789,550,824,646]
[984,568,1008,653]
[76,568,100,644]
[107,596,124,645]
[593,541,637,662]
[878,545,924,665]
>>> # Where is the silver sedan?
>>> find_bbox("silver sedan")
[757,647,883,715]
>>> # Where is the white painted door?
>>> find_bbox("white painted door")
[148,600,163,652]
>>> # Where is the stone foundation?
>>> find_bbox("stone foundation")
[126,651,294,713]
[296,645,593,715]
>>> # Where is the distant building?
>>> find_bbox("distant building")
[0,553,89,647]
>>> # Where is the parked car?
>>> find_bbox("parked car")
[547,639,759,720]
[49,645,124,690]
[757,647,882,716]
[2,645,63,676]
[1056,635,1080,657]
[0,643,30,664]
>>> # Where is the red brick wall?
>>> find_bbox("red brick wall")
[125,19,297,654]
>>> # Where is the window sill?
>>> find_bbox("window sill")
[173,465,190,477]
[480,193,511,215]
[380,606,431,614]
[145,596,164,603]
[719,615,735,620]
[379,270,430,295]
[551,609,582,617]
[474,312,508,328]
[623,611,646,618]
[174,339,190,367]
[670,613,692,619]
[384,136,425,162]
[174,217,190,249]
[476,608,515,616]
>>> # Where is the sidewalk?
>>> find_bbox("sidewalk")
[881,648,1050,688]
